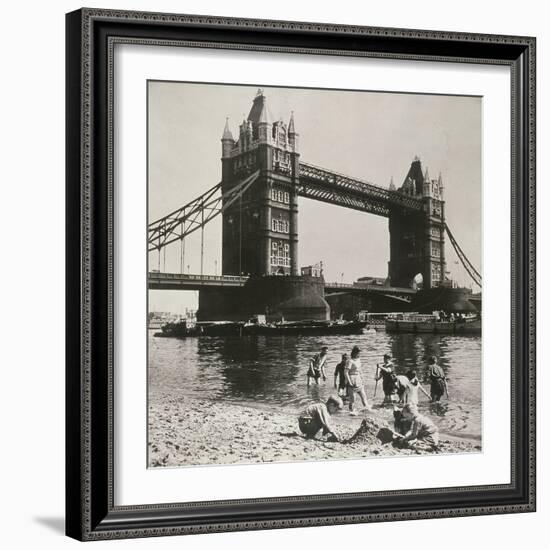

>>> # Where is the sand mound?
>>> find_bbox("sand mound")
[344,417,393,445]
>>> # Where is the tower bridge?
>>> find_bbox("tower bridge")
[149,89,481,321]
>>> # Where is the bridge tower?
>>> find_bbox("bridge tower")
[388,157,446,288]
[220,89,300,277]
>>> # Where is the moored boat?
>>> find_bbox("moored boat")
[385,313,481,335]
[243,319,367,336]
[155,318,368,337]
[154,319,200,338]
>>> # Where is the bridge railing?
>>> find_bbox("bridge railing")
[299,162,424,212]
[148,272,249,285]
[325,281,416,294]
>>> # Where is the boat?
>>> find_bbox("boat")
[198,321,246,336]
[155,316,369,338]
[242,319,367,336]
[385,313,481,335]
[154,319,202,337]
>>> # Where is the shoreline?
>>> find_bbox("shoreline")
[148,391,481,468]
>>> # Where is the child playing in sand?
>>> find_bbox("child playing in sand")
[298,395,343,441]
[395,403,440,450]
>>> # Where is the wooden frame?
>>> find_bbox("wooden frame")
[66,7,536,541]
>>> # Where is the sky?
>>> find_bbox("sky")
[148,81,481,313]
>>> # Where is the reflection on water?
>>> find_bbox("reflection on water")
[149,331,481,439]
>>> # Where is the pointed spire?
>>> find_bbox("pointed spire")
[257,102,271,124]
[389,176,396,191]
[424,167,430,183]
[438,172,443,186]
[248,89,272,125]
[222,118,233,140]
[288,111,296,134]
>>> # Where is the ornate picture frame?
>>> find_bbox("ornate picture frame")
[66,8,536,541]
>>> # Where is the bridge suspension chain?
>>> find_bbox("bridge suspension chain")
[148,170,260,252]
[444,223,482,287]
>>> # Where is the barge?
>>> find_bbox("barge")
[385,313,481,335]
[154,318,367,338]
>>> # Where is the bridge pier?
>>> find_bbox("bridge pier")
[197,275,330,322]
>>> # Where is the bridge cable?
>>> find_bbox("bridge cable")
[148,170,260,252]
[444,224,482,287]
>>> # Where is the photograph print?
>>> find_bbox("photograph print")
[147,82,482,469]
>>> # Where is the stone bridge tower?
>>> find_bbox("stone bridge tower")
[388,157,446,289]
[220,90,299,277]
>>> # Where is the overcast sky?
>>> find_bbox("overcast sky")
[148,81,481,313]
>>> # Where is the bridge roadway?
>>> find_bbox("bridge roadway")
[147,272,416,301]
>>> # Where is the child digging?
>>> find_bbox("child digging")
[394,403,440,451]
[298,395,343,442]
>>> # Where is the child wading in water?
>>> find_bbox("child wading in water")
[307,346,328,386]
[404,369,431,405]
[333,353,348,398]
[345,346,372,415]
[375,353,397,403]
[298,395,343,442]
[426,356,447,402]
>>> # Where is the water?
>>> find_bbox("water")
[149,330,482,440]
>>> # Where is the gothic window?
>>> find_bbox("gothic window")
[284,192,290,204]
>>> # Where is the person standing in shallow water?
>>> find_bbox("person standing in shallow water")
[307,346,328,386]
[426,356,447,402]
[345,346,372,415]
[376,353,397,403]
[404,369,431,405]
[333,353,348,398]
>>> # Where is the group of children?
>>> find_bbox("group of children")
[308,345,372,416]
[376,354,448,404]
[299,347,446,449]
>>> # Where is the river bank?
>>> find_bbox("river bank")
[148,391,481,468]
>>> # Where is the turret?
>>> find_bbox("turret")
[400,156,424,195]
[438,172,444,198]
[248,89,272,144]
[221,118,234,158]
[423,167,431,197]
[288,111,299,152]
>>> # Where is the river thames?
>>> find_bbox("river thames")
[149,330,482,442]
